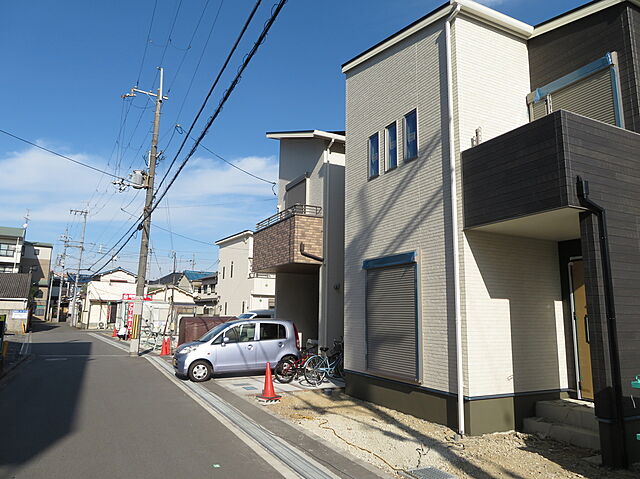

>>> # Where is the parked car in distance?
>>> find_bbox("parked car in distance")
[236,309,275,320]
[173,319,300,382]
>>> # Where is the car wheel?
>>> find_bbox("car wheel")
[188,360,212,382]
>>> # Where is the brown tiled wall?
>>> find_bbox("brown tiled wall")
[253,215,323,272]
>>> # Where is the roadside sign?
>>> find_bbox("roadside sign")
[11,310,28,319]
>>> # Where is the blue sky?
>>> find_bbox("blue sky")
[0,0,588,278]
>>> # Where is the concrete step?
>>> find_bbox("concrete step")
[523,417,600,451]
[535,399,598,433]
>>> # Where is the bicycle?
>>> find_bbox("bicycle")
[303,340,344,386]
[274,341,317,384]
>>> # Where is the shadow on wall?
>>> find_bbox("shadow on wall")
[466,230,564,428]
[0,322,90,474]
[345,29,458,394]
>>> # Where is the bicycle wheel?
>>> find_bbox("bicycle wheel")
[274,357,296,384]
[332,355,344,379]
[304,355,327,386]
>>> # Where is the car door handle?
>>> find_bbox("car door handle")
[246,344,253,350]
[278,342,284,348]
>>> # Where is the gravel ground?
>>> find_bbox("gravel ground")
[269,389,639,479]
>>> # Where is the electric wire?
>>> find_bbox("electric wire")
[136,0,159,86]
[0,129,128,180]
[155,0,262,195]
[90,0,286,274]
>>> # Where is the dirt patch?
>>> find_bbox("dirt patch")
[269,390,638,478]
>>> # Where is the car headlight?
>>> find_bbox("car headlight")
[179,345,199,355]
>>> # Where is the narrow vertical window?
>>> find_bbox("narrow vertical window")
[403,109,418,161]
[230,261,234,278]
[222,266,225,279]
[224,302,228,315]
[385,122,397,170]
[368,133,379,178]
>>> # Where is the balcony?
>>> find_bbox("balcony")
[253,204,323,273]
[461,110,640,241]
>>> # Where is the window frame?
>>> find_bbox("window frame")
[368,132,380,179]
[403,109,418,162]
[385,121,398,171]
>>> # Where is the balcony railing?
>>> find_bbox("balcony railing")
[256,204,322,232]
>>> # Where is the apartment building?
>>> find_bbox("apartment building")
[0,227,25,273]
[252,130,345,347]
[20,241,53,319]
[215,230,275,316]
[343,0,640,467]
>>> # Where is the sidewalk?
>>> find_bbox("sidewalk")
[1,330,31,378]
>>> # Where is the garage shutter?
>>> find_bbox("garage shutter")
[366,263,417,381]
[551,69,616,125]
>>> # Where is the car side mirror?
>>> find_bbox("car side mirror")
[223,336,230,344]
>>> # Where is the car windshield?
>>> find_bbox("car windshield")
[236,313,253,319]
[197,322,233,342]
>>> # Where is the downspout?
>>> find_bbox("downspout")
[576,176,628,468]
[445,1,464,438]
[320,138,335,347]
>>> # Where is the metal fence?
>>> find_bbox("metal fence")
[255,204,322,231]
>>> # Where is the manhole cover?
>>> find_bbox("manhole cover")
[408,467,457,479]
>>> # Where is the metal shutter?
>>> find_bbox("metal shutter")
[531,99,548,121]
[551,69,616,125]
[285,179,306,208]
[366,263,417,381]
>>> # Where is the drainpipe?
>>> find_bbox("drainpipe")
[319,138,335,348]
[445,1,464,438]
[576,176,627,468]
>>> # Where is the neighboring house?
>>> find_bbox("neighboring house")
[0,273,31,333]
[79,268,136,329]
[342,0,640,467]
[0,227,24,273]
[20,241,53,319]
[145,285,197,332]
[192,273,218,315]
[252,130,345,347]
[215,230,275,316]
[151,270,214,295]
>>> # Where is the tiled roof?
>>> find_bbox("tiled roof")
[0,273,31,299]
[151,272,183,285]
[0,226,25,239]
[66,273,93,284]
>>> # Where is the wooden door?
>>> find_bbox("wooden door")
[571,260,594,400]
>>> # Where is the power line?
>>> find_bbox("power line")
[0,129,127,180]
[155,0,263,195]
[89,0,287,274]
[197,141,276,187]
[136,0,159,85]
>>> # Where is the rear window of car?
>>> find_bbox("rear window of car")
[259,323,286,340]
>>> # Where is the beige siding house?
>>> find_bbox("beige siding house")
[215,231,275,316]
[342,0,573,436]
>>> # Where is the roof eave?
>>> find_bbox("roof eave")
[341,0,533,74]
[266,130,346,142]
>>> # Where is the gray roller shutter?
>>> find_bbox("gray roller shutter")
[551,69,615,125]
[285,178,306,208]
[366,263,417,381]
[531,99,548,121]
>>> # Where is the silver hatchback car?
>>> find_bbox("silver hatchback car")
[173,319,300,382]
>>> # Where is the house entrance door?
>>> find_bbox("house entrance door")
[570,259,593,400]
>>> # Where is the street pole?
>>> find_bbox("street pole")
[56,230,69,323]
[128,67,166,356]
[44,269,54,321]
[69,210,88,328]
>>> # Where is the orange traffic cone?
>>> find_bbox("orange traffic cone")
[257,363,281,403]
[112,326,118,337]
[159,337,171,356]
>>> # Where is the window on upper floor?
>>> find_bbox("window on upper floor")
[222,266,225,280]
[34,248,40,255]
[368,133,379,179]
[0,265,14,273]
[385,122,397,171]
[403,109,418,161]
[230,261,234,278]
[0,243,15,257]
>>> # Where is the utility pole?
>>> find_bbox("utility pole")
[68,209,88,328]
[55,229,69,322]
[124,67,167,355]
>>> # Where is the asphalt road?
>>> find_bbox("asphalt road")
[0,322,283,479]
